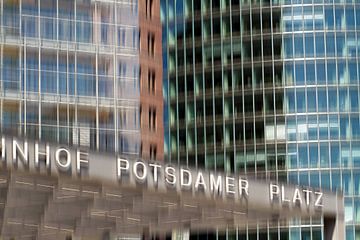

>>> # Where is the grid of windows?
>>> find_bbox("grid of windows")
[1,0,141,155]
[283,2,360,239]
[163,0,284,176]
[162,0,360,239]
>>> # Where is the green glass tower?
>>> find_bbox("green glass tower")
[162,0,360,239]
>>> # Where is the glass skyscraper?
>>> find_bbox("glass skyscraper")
[0,0,140,154]
[161,0,360,239]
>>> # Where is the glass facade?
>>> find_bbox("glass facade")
[0,0,140,154]
[162,0,360,239]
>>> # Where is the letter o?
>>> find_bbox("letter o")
[55,148,71,171]
[133,161,147,181]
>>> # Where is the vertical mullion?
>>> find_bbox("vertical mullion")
[38,0,41,139]
[56,0,59,142]
[263,3,269,181]
[260,2,266,179]
[19,0,22,37]
[74,0,78,146]
[250,1,257,177]
[240,0,246,175]
[291,5,300,185]
[274,2,280,182]
[184,1,188,166]
[304,3,309,182]
[0,43,3,131]
[96,46,99,150]
[353,7,360,238]
[164,0,172,162]
[24,43,27,135]
[0,0,3,36]
[230,0,236,174]
[66,46,70,145]
[165,0,170,162]
[38,44,42,140]
[210,0,216,171]
[201,0,207,169]
[282,3,288,185]
[19,39,22,136]
[95,2,100,150]
[220,1,225,172]
[321,216,325,240]
[0,99,2,133]
[175,0,180,165]
[56,0,59,41]
[56,49,59,142]
[114,2,118,153]
[191,0,197,168]
[329,4,336,193]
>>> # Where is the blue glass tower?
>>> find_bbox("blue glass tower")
[284,1,360,239]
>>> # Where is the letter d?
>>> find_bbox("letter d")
[180,169,192,189]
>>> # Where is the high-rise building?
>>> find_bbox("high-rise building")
[0,0,167,238]
[0,0,163,160]
[162,0,360,239]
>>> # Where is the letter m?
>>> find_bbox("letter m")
[210,174,222,195]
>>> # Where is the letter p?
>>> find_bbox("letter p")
[117,158,129,180]
[270,184,280,202]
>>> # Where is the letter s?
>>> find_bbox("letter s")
[165,166,176,186]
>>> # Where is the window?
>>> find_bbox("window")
[294,34,303,58]
[146,0,154,18]
[147,32,155,57]
[140,141,143,157]
[326,32,335,57]
[41,17,55,39]
[3,105,19,134]
[101,17,108,44]
[118,62,126,77]
[148,107,156,131]
[76,11,92,43]
[148,70,155,94]
[132,28,138,49]
[315,33,325,57]
[150,144,157,160]
[139,105,142,126]
[118,27,126,47]
[138,30,141,51]
[3,54,20,91]
[304,34,314,57]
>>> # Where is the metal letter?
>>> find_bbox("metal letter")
[210,174,222,195]
[302,189,312,206]
[117,158,129,179]
[180,169,192,189]
[35,143,50,169]
[149,163,161,184]
[55,148,71,171]
[13,139,28,166]
[292,188,302,205]
[270,184,280,201]
[165,166,176,186]
[225,177,235,195]
[194,171,206,191]
[238,178,249,196]
[133,161,147,182]
[314,192,323,207]
[76,150,89,173]
[281,185,290,203]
